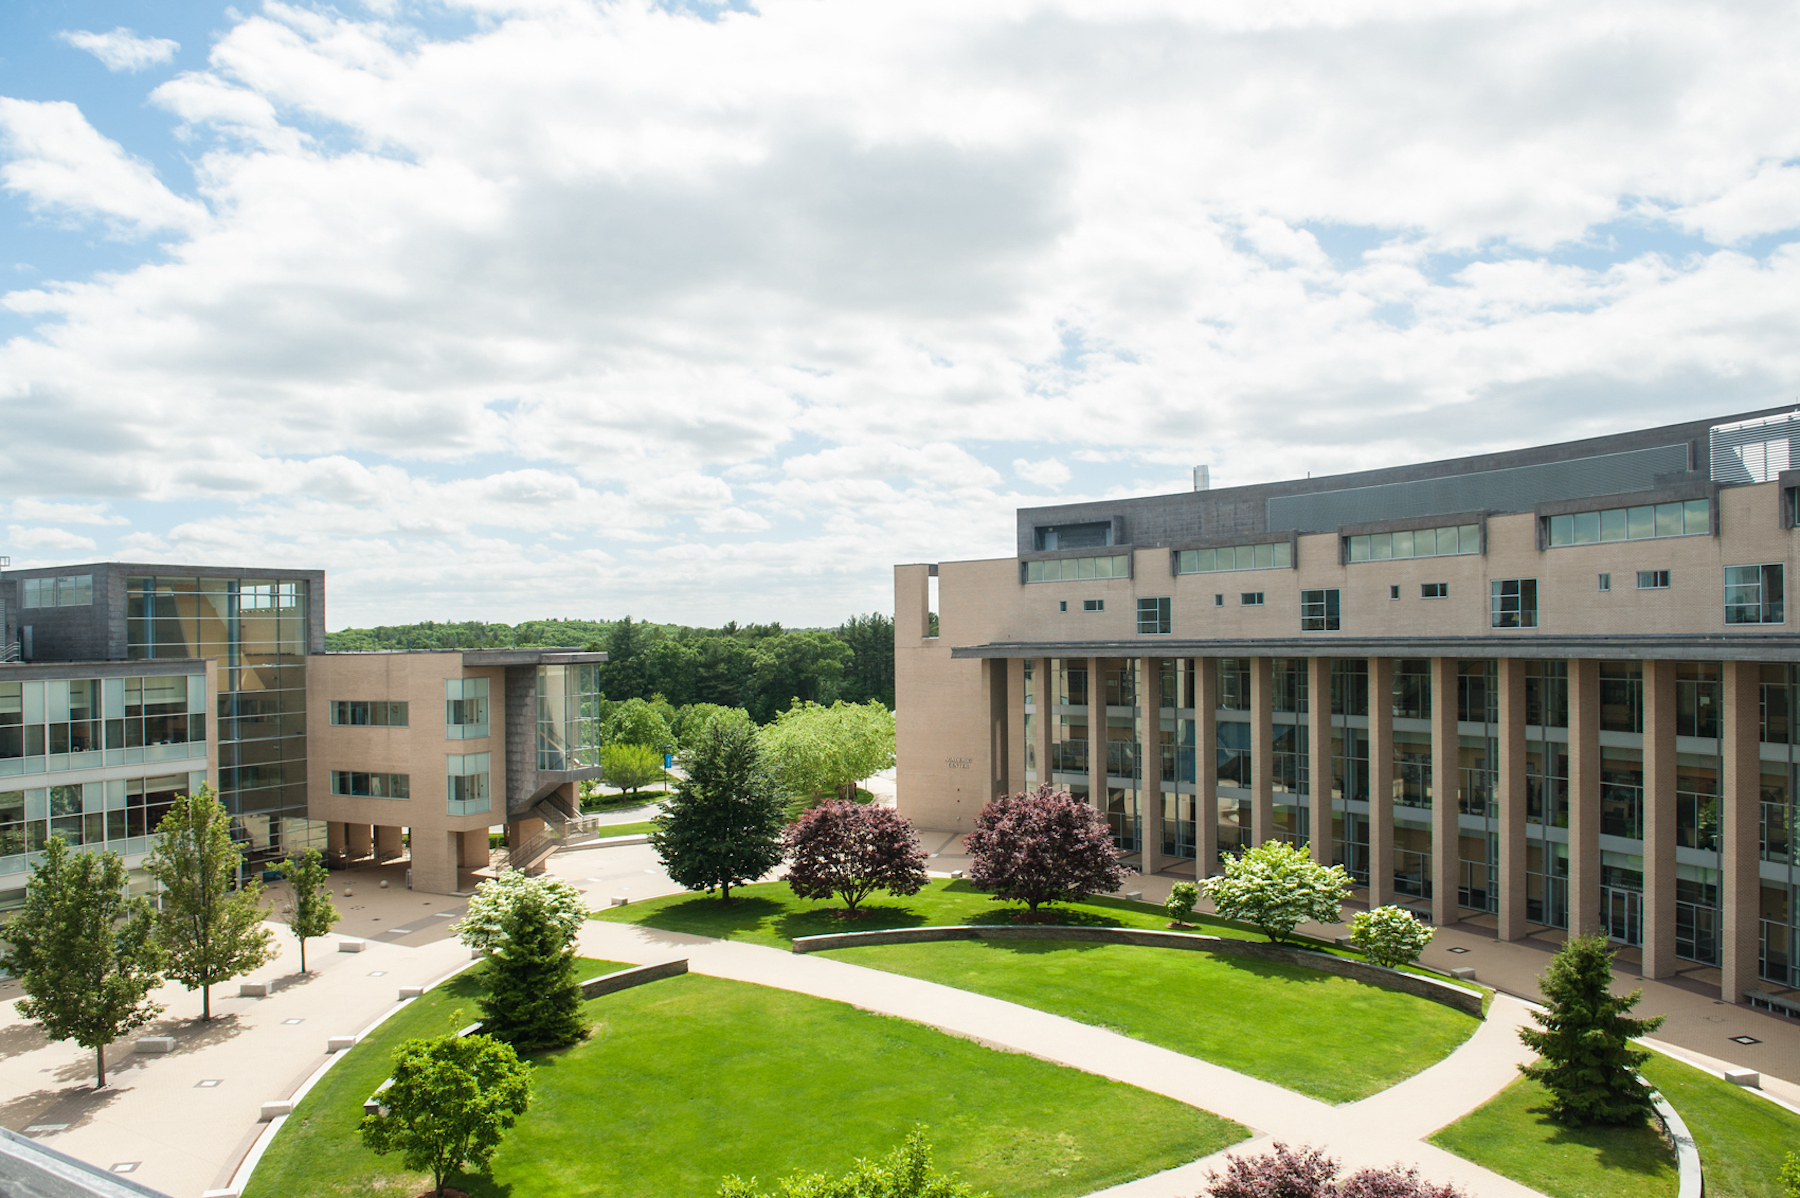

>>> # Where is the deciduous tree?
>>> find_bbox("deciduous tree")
[1203,841,1351,944]
[1348,904,1434,969]
[652,717,787,902]
[360,1030,533,1197]
[604,697,676,754]
[602,742,665,795]
[1203,1142,1467,1198]
[784,800,928,916]
[478,887,586,1051]
[277,847,339,974]
[452,869,588,956]
[964,785,1131,918]
[1164,881,1199,926]
[1518,934,1665,1126]
[0,838,163,1089]
[759,699,897,802]
[144,786,276,1020]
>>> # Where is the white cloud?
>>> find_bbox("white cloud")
[1013,457,1071,488]
[5,525,98,552]
[9,499,128,525]
[0,98,205,235]
[59,28,180,73]
[0,0,1798,625]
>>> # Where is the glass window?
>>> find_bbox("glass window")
[1083,598,1105,612]
[330,771,410,799]
[331,701,409,727]
[1725,564,1785,625]
[1421,582,1447,599]
[1547,499,1711,547]
[1300,589,1340,631]
[1175,542,1291,573]
[1346,524,1480,563]
[537,665,602,771]
[1491,579,1538,628]
[446,678,490,739]
[1136,597,1171,635]
[1024,554,1131,583]
[1637,570,1670,590]
[447,752,492,815]
[1240,592,1264,606]
[1598,573,1611,592]
[22,574,94,608]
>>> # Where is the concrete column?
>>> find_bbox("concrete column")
[1497,658,1529,942]
[1196,658,1219,877]
[1140,658,1164,876]
[458,827,491,870]
[988,658,1011,801]
[345,823,373,860]
[410,831,457,894]
[1642,660,1678,978]
[1006,658,1027,798]
[1368,657,1396,907]
[1568,659,1603,938]
[1430,657,1460,926]
[1250,657,1274,847]
[1721,660,1761,1004]
[327,820,348,858]
[1307,657,1332,866]
[1087,656,1105,817]
[374,824,405,861]
[507,815,547,874]
[1036,657,1054,792]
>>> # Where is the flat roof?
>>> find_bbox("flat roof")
[950,635,1800,663]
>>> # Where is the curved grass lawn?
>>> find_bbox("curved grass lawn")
[592,877,1305,950]
[1638,1051,1800,1198]
[247,962,1243,1198]
[820,938,1478,1103]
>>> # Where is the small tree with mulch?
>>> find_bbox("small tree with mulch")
[784,800,929,917]
[964,785,1131,920]
[1518,933,1665,1127]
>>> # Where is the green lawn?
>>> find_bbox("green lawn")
[1430,1075,1677,1198]
[595,820,657,838]
[248,963,1243,1198]
[582,790,670,813]
[822,938,1477,1103]
[592,877,1302,950]
[1641,1052,1800,1198]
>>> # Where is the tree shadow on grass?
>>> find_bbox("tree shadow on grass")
[775,902,932,941]
[1527,1104,1677,1175]
[630,894,788,938]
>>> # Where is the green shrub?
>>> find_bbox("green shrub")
[1348,905,1434,968]
[1165,882,1199,925]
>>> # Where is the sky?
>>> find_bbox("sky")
[0,0,1797,631]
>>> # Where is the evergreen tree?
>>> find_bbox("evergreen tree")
[1518,933,1666,1126]
[276,847,339,973]
[144,786,276,1020]
[478,888,586,1051]
[0,838,164,1089]
[651,717,787,902]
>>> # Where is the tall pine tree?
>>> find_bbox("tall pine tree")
[0,838,164,1088]
[478,888,585,1051]
[145,786,276,1020]
[650,717,787,902]
[1518,933,1666,1125]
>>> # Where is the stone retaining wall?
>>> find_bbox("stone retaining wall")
[580,958,688,998]
[792,925,1484,1017]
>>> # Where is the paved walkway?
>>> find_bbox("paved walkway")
[575,920,1546,1198]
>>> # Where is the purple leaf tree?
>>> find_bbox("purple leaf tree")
[964,784,1132,919]
[783,800,929,917]
[1200,1143,1468,1198]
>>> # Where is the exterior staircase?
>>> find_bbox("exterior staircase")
[505,787,605,874]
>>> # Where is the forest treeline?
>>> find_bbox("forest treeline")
[326,613,895,720]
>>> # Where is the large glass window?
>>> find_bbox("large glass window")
[1491,579,1538,628]
[331,771,410,799]
[1217,721,1251,787]
[1175,542,1291,573]
[1136,597,1171,635]
[332,701,409,727]
[1300,589,1340,631]
[1599,663,1642,734]
[1546,499,1709,547]
[1346,524,1478,563]
[446,752,491,815]
[538,664,603,770]
[1393,659,1431,719]
[1218,659,1250,712]
[1680,663,1722,739]
[445,678,489,739]
[1023,554,1131,583]
[1725,564,1785,625]
[20,574,93,608]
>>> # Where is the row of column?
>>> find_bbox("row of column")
[1019,654,1764,1005]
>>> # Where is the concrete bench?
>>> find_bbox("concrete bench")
[239,981,269,997]
[327,1035,356,1053]
[1724,1068,1760,1088]
[1745,989,1800,1019]
[135,1036,175,1054]
[398,986,424,1000]
[259,1100,293,1121]
[338,939,366,954]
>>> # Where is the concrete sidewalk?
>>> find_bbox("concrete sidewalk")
[575,921,1546,1198]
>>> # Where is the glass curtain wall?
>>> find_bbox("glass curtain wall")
[537,663,603,771]
[1392,659,1432,900]
[1677,662,1723,967]
[127,575,313,868]
[1049,659,1089,806]
[1217,658,1251,856]
[1525,660,1569,928]
[1159,659,1198,862]
[1762,664,1799,985]
[1022,660,1037,786]
[1101,658,1141,854]
[1331,659,1370,883]
[1457,661,1499,914]
[1271,659,1308,848]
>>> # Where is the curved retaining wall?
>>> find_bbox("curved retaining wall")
[792,925,1485,1017]
[1645,1077,1704,1198]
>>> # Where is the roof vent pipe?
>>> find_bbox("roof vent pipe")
[1193,465,1210,492]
